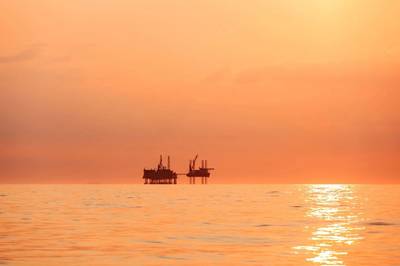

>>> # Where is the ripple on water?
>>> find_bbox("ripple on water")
[366,221,395,226]
[367,231,382,234]
[142,240,163,244]
[255,224,272,227]
[267,191,280,197]
[158,255,188,261]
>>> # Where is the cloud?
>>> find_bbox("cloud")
[202,67,231,83]
[234,64,400,87]
[51,55,72,63]
[0,45,41,64]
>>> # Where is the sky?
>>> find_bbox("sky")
[1,0,400,183]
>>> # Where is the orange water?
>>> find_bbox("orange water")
[0,185,399,265]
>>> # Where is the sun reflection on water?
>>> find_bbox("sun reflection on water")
[294,185,364,266]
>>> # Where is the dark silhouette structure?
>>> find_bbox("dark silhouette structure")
[186,154,214,184]
[143,155,178,184]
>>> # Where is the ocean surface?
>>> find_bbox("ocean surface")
[0,184,399,266]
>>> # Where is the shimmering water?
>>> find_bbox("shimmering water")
[0,185,399,265]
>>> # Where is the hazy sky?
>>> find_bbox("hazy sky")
[1,0,399,183]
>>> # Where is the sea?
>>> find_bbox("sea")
[0,184,399,266]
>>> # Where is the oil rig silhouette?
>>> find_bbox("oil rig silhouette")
[143,155,177,184]
[187,154,214,184]
[143,155,214,184]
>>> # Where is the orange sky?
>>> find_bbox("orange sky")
[1,0,400,183]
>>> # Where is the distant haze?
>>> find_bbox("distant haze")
[1,0,399,183]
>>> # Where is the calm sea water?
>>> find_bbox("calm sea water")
[0,185,399,266]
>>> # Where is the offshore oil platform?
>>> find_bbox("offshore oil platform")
[143,155,214,184]
[187,154,214,184]
[143,155,177,184]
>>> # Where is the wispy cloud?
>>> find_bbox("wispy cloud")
[202,67,231,83]
[0,45,42,64]
[234,64,400,86]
